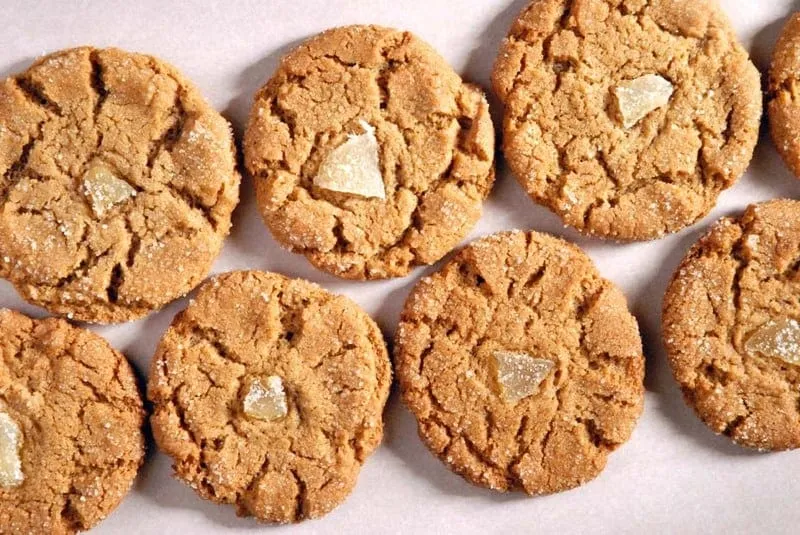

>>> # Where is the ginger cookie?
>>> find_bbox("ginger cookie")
[148,270,392,523]
[244,25,495,280]
[0,309,145,534]
[395,231,645,494]
[492,0,761,240]
[664,200,800,451]
[769,13,800,178]
[0,47,240,323]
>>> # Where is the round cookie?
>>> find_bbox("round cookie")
[0,309,145,533]
[664,200,800,451]
[0,47,240,323]
[395,231,645,494]
[492,0,761,240]
[769,13,800,178]
[148,270,392,523]
[244,25,495,280]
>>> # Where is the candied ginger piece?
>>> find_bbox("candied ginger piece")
[493,350,554,404]
[745,318,800,366]
[0,412,23,488]
[614,74,674,128]
[313,121,386,199]
[243,376,288,421]
[83,163,137,217]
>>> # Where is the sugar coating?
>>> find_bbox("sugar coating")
[243,376,288,421]
[82,164,137,217]
[745,318,800,366]
[313,121,385,200]
[0,412,23,488]
[493,350,554,404]
[614,74,674,128]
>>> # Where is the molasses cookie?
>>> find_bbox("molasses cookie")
[149,271,391,523]
[0,309,145,533]
[769,13,800,178]
[0,47,240,323]
[244,25,495,280]
[664,200,800,451]
[395,231,645,494]
[493,0,761,240]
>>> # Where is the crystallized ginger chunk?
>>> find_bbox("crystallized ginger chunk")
[0,412,23,488]
[745,318,800,366]
[493,350,554,404]
[243,376,288,421]
[313,121,386,199]
[614,74,674,128]
[82,163,137,217]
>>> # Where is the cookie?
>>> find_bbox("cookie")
[244,25,495,280]
[0,309,145,534]
[148,270,392,523]
[0,47,240,323]
[769,13,800,178]
[663,200,800,451]
[395,231,645,494]
[492,0,761,240]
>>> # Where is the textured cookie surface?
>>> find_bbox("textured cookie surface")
[664,200,800,451]
[493,0,761,240]
[395,231,644,494]
[0,309,145,534]
[244,25,495,279]
[769,13,800,178]
[149,271,391,523]
[0,47,240,323]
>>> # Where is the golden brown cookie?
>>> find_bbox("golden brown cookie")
[395,231,645,494]
[244,25,495,280]
[663,200,800,451]
[148,271,392,523]
[492,0,761,240]
[0,309,145,534]
[0,47,240,323]
[769,13,800,178]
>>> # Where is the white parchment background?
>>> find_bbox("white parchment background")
[1,1,799,533]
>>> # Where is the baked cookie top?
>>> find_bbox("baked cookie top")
[769,13,800,178]
[395,231,644,494]
[493,0,761,240]
[148,271,392,523]
[0,47,240,323]
[0,309,145,534]
[664,200,800,451]
[244,25,495,280]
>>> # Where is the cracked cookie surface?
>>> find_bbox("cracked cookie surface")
[0,309,145,534]
[492,0,761,240]
[244,25,495,280]
[769,13,800,178]
[395,231,644,494]
[148,271,391,523]
[0,47,240,323]
[664,200,800,451]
